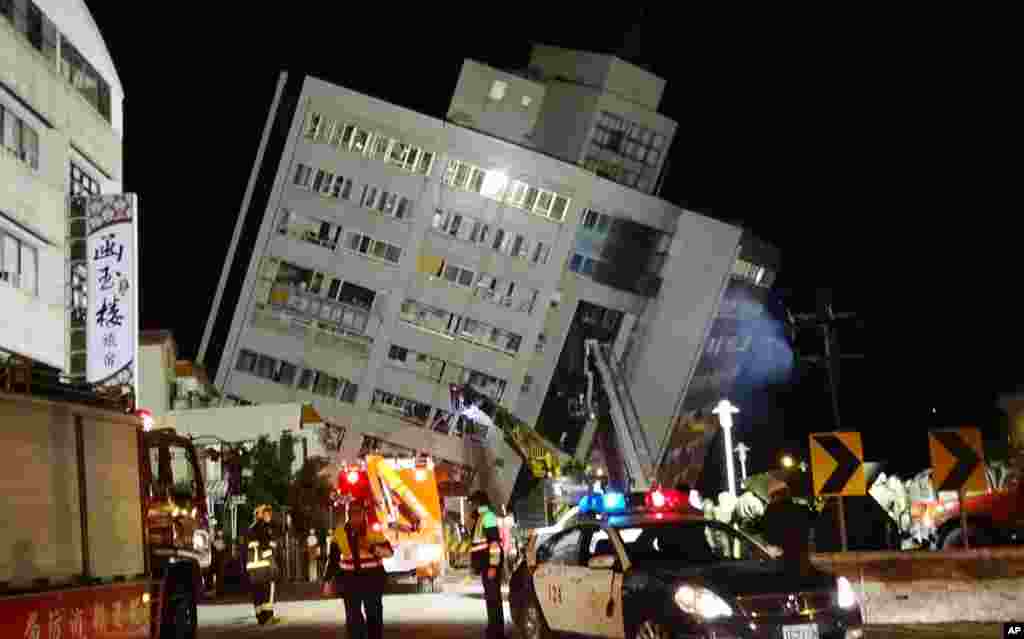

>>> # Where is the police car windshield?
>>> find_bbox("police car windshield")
[605,522,769,564]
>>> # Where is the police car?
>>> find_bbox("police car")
[509,488,864,639]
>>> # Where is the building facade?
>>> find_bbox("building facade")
[203,46,777,504]
[1,0,124,373]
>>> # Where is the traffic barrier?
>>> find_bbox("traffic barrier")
[810,547,1024,623]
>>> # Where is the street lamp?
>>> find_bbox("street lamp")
[712,399,740,497]
[781,454,795,469]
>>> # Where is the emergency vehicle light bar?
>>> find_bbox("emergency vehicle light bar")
[578,488,697,516]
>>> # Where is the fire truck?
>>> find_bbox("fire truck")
[335,455,447,593]
[0,385,210,639]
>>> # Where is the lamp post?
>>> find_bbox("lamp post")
[713,399,740,497]
[781,454,795,469]
[735,442,750,484]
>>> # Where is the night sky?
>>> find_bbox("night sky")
[85,5,1016,481]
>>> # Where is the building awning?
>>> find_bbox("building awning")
[301,404,323,427]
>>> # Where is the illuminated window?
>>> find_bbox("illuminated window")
[521,95,532,107]
[489,80,507,101]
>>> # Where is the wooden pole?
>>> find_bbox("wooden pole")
[837,496,848,552]
[959,488,969,550]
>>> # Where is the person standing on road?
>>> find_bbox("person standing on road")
[762,481,816,575]
[307,528,321,582]
[326,499,393,639]
[247,505,280,625]
[468,490,504,639]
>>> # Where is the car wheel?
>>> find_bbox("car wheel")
[633,619,674,639]
[520,596,552,639]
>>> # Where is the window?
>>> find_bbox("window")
[539,529,582,565]
[293,163,312,188]
[277,362,297,386]
[509,234,529,259]
[531,242,551,265]
[1,103,40,170]
[388,345,409,363]
[521,95,532,108]
[372,390,432,425]
[0,232,37,295]
[360,186,380,209]
[318,171,335,196]
[340,382,358,403]
[304,112,323,140]
[314,372,341,398]
[416,151,434,175]
[346,232,402,265]
[618,523,766,564]
[331,176,353,199]
[235,349,257,373]
[535,334,546,353]
[57,35,111,122]
[489,80,507,101]
[443,263,475,288]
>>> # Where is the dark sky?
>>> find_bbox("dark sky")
[85,6,1016,477]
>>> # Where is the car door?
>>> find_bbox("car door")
[532,527,584,633]
[578,525,626,638]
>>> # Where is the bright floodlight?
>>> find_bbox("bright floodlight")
[480,171,508,199]
[781,455,795,469]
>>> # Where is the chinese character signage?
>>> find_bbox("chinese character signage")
[85,194,138,386]
[0,581,149,638]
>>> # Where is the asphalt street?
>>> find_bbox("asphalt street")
[198,592,515,638]
[198,586,1005,638]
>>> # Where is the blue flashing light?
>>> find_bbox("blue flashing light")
[603,492,626,512]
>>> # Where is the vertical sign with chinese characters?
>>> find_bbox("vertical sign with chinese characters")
[85,194,138,387]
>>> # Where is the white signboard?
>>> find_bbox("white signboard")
[86,194,138,386]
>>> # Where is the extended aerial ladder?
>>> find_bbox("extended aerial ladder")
[578,339,657,491]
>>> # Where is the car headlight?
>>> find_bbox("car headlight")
[837,576,857,609]
[193,530,210,552]
[674,584,733,619]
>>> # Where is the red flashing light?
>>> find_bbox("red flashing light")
[645,488,686,512]
[347,470,360,485]
[371,522,382,533]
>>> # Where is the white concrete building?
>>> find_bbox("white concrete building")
[1,0,124,374]
[202,46,778,504]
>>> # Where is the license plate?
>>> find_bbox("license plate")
[782,624,819,639]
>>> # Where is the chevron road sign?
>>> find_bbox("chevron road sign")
[928,428,987,494]
[810,432,867,497]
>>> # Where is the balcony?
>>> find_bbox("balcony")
[251,302,376,360]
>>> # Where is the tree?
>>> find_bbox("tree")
[288,456,334,535]
[245,435,292,519]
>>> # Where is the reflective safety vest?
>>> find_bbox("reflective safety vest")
[246,541,276,570]
[470,506,502,568]
[333,525,393,571]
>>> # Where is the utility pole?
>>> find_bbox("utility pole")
[788,289,864,430]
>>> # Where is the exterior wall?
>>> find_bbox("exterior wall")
[604,57,665,111]
[138,344,172,417]
[447,59,545,147]
[0,1,123,371]
[530,82,599,166]
[527,44,664,111]
[623,213,742,463]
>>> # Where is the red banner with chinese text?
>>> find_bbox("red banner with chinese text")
[0,581,152,639]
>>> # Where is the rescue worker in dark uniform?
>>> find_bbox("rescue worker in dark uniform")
[325,499,393,639]
[763,481,816,575]
[247,504,280,625]
[468,490,504,639]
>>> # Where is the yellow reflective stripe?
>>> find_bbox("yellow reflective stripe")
[247,560,271,569]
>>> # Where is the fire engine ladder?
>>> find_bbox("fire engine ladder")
[581,339,656,491]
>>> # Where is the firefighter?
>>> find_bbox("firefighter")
[326,499,393,639]
[468,490,504,639]
[247,504,280,625]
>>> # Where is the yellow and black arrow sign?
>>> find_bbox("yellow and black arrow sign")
[810,432,866,497]
[928,428,987,494]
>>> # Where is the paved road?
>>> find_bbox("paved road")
[199,588,1005,638]
[199,592,515,638]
